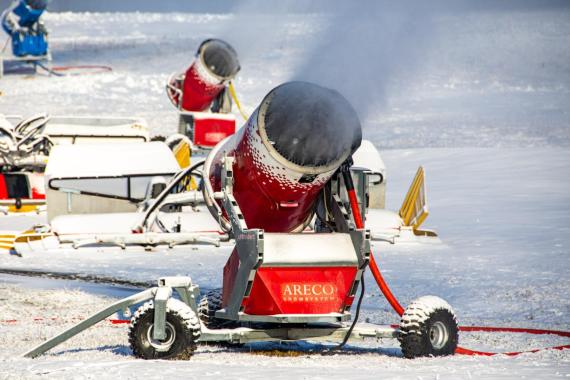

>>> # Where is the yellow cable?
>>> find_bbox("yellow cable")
[229,81,249,121]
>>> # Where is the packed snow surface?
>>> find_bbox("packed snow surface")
[0,3,569,379]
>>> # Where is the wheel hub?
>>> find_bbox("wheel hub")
[429,321,449,350]
[147,321,176,352]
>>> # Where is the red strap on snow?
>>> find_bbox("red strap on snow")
[459,325,570,337]
[109,319,130,325]
[346,180,570,357]
[386,324,570,356]
[51,65,113,73]
[1,317,130,325]
[455,326,570,356]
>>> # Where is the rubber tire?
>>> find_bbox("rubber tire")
[198,289,243,347]
[129,299,201,360]
[398,296,459,359]
[198,289,231,329]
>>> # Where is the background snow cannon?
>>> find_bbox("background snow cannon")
[180,39,240,112]
[1,0,49,57]
[205,81,362,232]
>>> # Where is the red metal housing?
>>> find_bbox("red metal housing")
[192,113,236,148]
[179,39,240,112]
[205,82,363,318]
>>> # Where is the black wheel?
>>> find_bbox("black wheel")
[398,296,458,359]
[198,289,243,347]
[198,289,226,329]
[129,299,201,360]
[198,288,240,329]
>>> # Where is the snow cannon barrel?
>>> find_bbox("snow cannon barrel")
[2,0,47,34]
[22,0,48,12]
[14,0,48,26]
[181,39,240,112]
[204,81,362,232]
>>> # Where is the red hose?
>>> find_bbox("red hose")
[51,65,113,73]
[36,62,113,76]
[347,189,404,315]
[455,326,570,356]
[345,187,570,357]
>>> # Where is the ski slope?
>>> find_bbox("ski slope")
[0,3,569,379]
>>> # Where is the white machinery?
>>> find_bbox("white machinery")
[0,114,149,214]
[8,135,437,255]
[44,142,179,221]
[0,114,149,170]
[0,0,51,77]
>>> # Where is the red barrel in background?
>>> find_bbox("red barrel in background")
[181,39,240,112]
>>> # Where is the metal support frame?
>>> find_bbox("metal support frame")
[214,156,371,324]
[151,276,199,341]
[0,35,52,78]
[331,167,370,229]
[67,232,226,250]
[199,323,398,345]
[22,158,398,359]
[153,287,172,340]
[23,287,156,358]
[215,156,264,321]
[23,276,200,358]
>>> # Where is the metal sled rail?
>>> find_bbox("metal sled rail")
[200,324,398,344]
[23,287,157,358]
[23,276,399,358]
[65,232,228,249]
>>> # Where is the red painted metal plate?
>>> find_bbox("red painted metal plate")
[193,117,236,148]
[243,266,357,315]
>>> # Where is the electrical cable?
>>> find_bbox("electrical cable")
[332,273,365,350]
[326,164,368,350]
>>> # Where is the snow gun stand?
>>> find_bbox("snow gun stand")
[0,49,51,78]
[24,158,459,360]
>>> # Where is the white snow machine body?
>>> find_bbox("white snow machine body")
[348,140,438,244]
[7,102,438,253]
[0,114,149,215]
[0,113,149,174]
[24,82,458,361]
[11,140,224,253]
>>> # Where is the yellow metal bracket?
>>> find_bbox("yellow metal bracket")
[399,166,429,230]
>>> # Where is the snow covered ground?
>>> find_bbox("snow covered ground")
[0,3,569,379]
[1,148,568,379]
[1,272,569,379]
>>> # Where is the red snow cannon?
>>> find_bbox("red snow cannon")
[166,39,241,150]
[205,81,362,233]
[25,82,460,361]
[203,81,364,317]
[167,39,240,113]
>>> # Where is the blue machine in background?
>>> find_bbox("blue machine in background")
[2,0,48,57]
